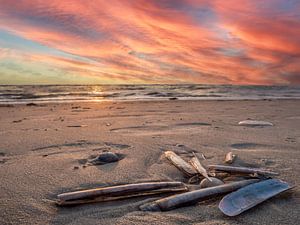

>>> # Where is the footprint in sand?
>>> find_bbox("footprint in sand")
[78,151,126,166]
[32,141,131,165]
[76,142,129,167]
[0,152,8,164]
[104,142,131,149]
[110,122,211,135]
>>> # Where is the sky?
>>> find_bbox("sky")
[0,0,299,85]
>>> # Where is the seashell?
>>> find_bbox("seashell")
[57,182,187,206]
[238,120,273,127]
[140,179,259,211]
[219,179,292,216]
[208,165,279,176]
[225,152,236,164]
[164,151,197,177]
[200,177,224,188]
[190,152,212,181]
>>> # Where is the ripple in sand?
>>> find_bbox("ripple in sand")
[110,123,211,135]
[175,122,211,126]
[104,142,131,149]
[231,143,270,150]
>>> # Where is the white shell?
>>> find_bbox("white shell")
[238,120,273,126]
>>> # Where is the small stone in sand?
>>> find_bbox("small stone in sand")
[73,166,79,170]
[200,177,224,188]
[89,152,120,165]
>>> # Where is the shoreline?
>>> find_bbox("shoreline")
[1,97,300,106]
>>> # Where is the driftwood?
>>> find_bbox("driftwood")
[219,179,292,216]
[224,152,236,164]
[57,182,187,206]
[208,165,279,176]
[139,179,259,211]
[164,151,197,177]
[190,152,212,181]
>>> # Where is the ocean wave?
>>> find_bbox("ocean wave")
[0,85,299,104]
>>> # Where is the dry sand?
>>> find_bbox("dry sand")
[0,100,299,225]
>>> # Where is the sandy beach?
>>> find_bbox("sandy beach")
[0,100,299,225]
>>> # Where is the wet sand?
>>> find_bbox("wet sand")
[0,100,299,225]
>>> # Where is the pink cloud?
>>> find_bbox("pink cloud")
[0,0,299,84]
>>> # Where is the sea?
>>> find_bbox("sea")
[0,85,300,104]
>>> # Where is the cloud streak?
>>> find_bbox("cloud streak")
[0,0,299,84]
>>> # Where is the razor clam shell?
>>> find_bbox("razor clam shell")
[57,181,185,203]
[190,154,211,181]
[200,177,224,188]
[208,165,279,176]
[164,151,197,177]
[57,185,187,206]
[219,179,292,216]
[139,179,259,211]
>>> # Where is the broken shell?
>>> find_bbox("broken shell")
[200,177,224,188]
[190,152,212,181]
[164,151,197,177]
[225,152,236,164]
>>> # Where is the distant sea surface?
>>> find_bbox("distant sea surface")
[1,85,300,104]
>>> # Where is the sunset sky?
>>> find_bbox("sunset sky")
[0,0,299,85]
